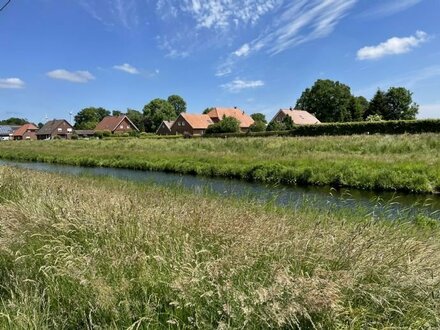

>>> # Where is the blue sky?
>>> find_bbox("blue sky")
[1,0,439,123]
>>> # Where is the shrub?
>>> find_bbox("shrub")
[71,134,79,140]
[206,116,241,134]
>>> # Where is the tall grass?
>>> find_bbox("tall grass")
[0,134,439,194]
[0,167,439,328]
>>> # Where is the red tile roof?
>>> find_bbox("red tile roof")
[95,115,138,132]
[207,107,255,128]
[12,124,38,137]
[180,113,214,129]
[279,109,321,125]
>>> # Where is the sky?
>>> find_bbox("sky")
[0,0,439,124]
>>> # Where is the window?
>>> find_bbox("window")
[120,125,124,129]
[57,128,62,132]
[67,128,72,132]
[181,121,185,126]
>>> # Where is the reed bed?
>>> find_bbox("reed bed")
[0,134,439,193]
[0,167,439,328]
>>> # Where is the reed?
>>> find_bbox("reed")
[0,167,439,328]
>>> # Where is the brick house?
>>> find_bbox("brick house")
[207,107,254,132]
[269,108,321,126]
[12,123,38,140]
[95,115,139,134]
[36,120,74,140]
[169,113,214,136]
[156,120,175,135]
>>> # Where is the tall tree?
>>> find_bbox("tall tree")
[143,98,176,132]
[250,113,267,123]
[348,96,368,122]
[167,95,186,115]
[203,107,214,114]
[364,89,387,119]
[295,79,353,122]
[112,110,123,116]
[126,109,145,132]
[0,117,28,125]
[74,107,110,129]
[384,87,418,120]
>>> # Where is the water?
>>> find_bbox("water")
[1,160,439,220]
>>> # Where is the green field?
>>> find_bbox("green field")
[0,134,439,193]
[0,167,439,328]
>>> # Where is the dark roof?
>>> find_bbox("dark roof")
[0,125,20,136]
[36,120,72,135]
[95,115,139,132]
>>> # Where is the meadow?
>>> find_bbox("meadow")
[0,167,440,328]
[0,134,439,193]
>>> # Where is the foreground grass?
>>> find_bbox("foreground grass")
[0,134,439,193]
[0,167,440,328]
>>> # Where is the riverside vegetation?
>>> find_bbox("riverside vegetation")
[0,167,440,328]
[0,134,439,193]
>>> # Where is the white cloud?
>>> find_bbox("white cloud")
[79,0,139,28]
[0,78,25,89]
[113,63,139,74]
[419,104,440,119]
[221,78,264,92]
[361,0,422,18]
[357,31,429,60]
[47,69,95,83]
[234,43,251,57]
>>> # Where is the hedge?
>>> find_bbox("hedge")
[205,119,440,138]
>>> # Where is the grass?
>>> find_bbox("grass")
[0,167,440,328]
[0,134,439,193]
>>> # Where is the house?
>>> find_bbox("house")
[95,115,139,134]
[169,113,214,136]
[36,119,74,140]
[207,107,255,132]
[156,120,175,135]
[270,108,321,126]
[0,125,20,140]
[12,123,38,140]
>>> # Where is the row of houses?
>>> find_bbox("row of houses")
[156,107,320,136]
[0,107,320,140]
[0,115,138,141]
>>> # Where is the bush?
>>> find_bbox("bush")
[206,116,241,134]
[249,121,266,132]
[71,134,79,140]
[206,119,440,138]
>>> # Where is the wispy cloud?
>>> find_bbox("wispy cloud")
[354,65,440,97]
[0,78,25,89]
[216,0,357,75]
[78,0,139,28]
[360,0,422,18]
[221,78,265,92]
[47,69,95,83]
[113,63,140,74]
[357,31,429,60]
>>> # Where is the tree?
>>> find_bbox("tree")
[143,98,176,132]
[167,95,186,115]
[112,110,123,116]
[266,116,294,131]
[37,122,44,129]
[249,121,266,132]
[365,87,418,120]
[251,113,267,123]
[74,107,110,129]
[206,116,240,134]
[0,117,28,125]
[295,79,353,122]
[384,87,418,120]
[364,89,387,119]
[126,109,145,132]
[347,96,368,122]
[203,107,214,114]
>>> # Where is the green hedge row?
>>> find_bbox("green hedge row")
[206,119,440,138]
